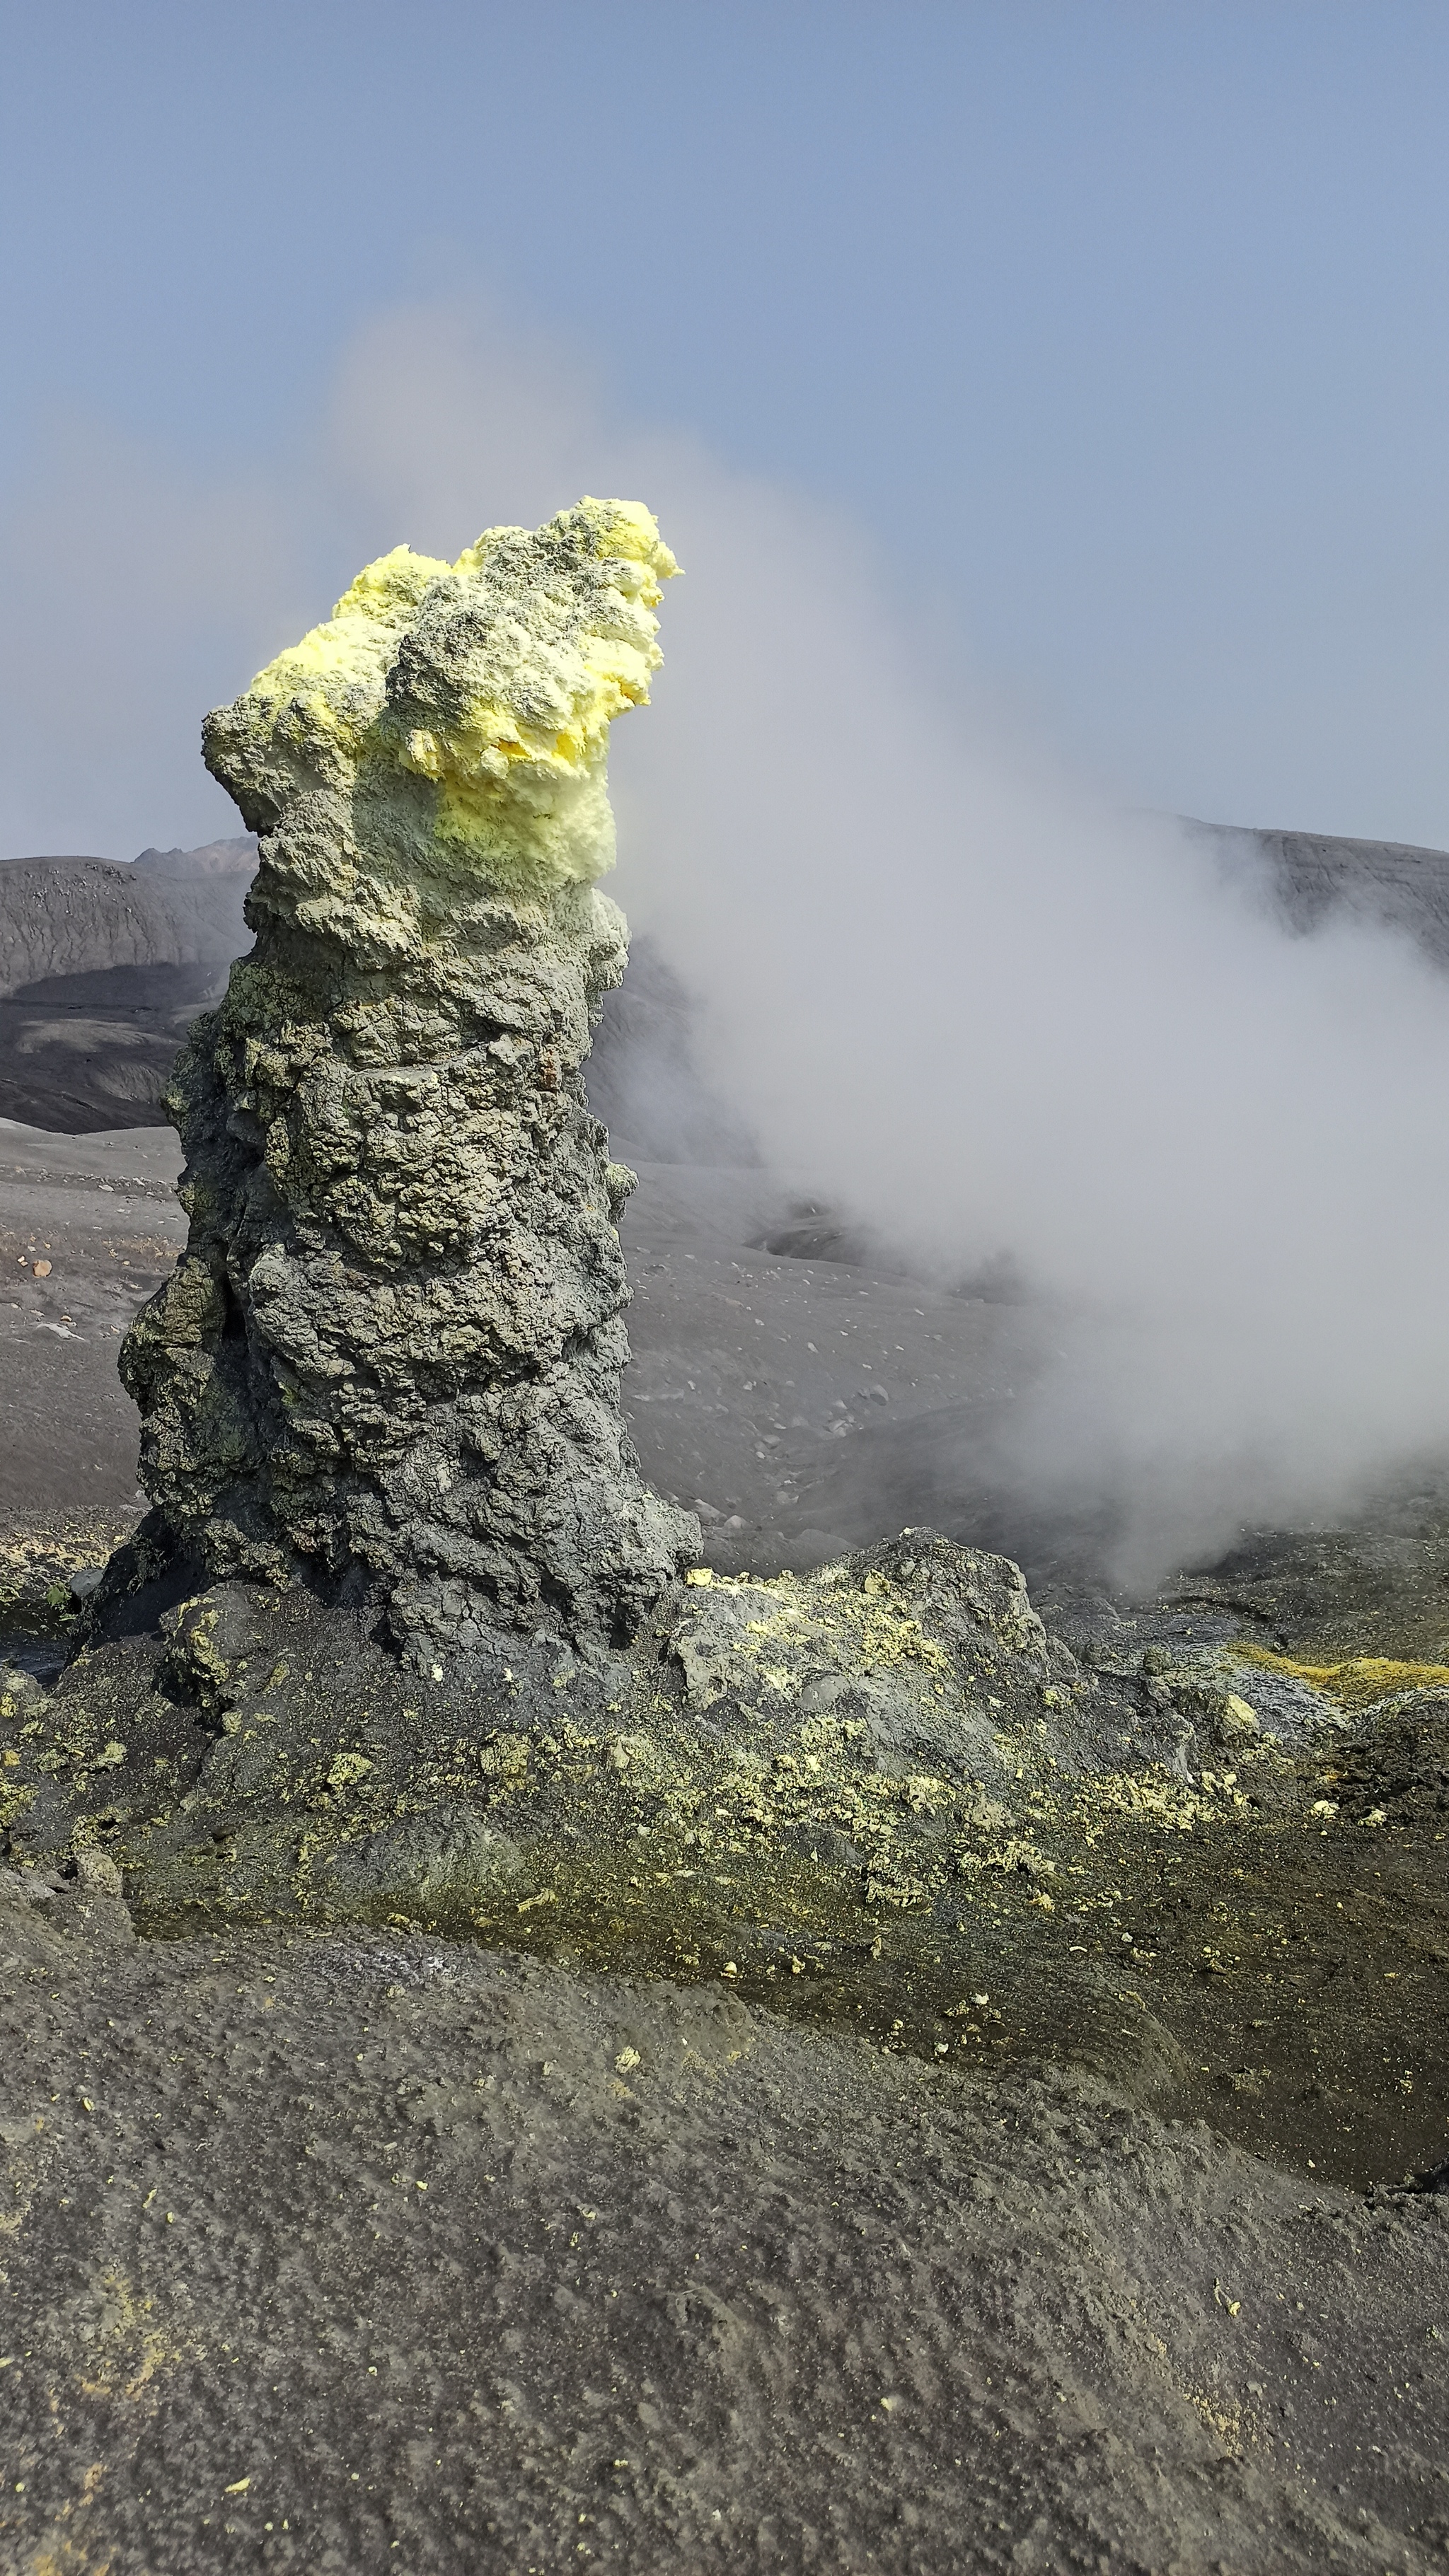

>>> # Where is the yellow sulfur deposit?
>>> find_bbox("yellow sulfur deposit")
[1237,1646,1449,1708]
[221,497,679,893]
[249,543,452,733]
[133,496,700,1657]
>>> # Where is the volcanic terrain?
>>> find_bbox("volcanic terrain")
[1,826,1447,2574]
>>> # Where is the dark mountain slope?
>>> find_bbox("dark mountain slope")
[0,840,255,1129]
[1189,818,1449,965]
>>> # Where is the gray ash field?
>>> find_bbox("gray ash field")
[1,828,1449,2573]
[2,1908,1445,2575]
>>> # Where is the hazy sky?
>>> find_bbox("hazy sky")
[3,0,1448,850]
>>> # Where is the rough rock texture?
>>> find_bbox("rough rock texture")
[15,1515,1449,2193]
[117,499,699,1664]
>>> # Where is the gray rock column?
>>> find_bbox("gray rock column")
[120,499,700,1665]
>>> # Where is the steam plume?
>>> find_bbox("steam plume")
[4,301,1448,1585]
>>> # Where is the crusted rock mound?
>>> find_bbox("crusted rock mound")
[119,499,700,1664]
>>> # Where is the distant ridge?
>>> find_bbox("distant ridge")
[0,839,258,1130]
[1187,818,1449,969]
[4,821,1449,1135]
[0,848,255,997]
[131,835,258,881]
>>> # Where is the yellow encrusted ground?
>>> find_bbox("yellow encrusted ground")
[1237,1646,1449,1709]
[681,1567,953,1689]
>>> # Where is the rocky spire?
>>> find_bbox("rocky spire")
[120,499,700,1667]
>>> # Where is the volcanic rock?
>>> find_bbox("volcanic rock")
[117,499,699,1662]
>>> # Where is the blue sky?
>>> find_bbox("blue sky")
[3,0,1448,849]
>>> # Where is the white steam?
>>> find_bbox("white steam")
[3,301,1447,1583]
[616,485,1449,1582]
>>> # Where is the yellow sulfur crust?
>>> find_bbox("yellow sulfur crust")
[236,497,679,891]
[1237,1645,1449,1708]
